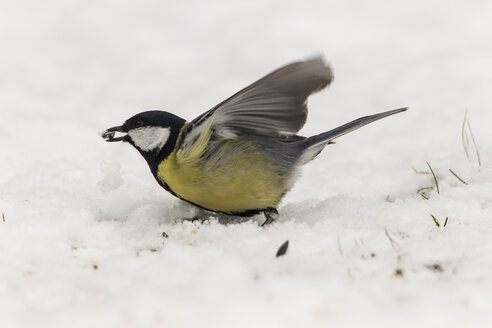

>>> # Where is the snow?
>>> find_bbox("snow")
[1,0,492,327]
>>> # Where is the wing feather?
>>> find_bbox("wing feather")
[179,56,333,152]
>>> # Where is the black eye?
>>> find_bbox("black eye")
[135,120,144,128]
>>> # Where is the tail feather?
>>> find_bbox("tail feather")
[298,107,407,164]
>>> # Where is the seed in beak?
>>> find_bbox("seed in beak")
[102,126,127,142]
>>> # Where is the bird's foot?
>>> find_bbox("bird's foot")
[177,215,210,224]
[261,208,279,226]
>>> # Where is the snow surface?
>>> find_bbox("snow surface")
[1,0,492,327]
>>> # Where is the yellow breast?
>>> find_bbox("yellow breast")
[157,137,286,213]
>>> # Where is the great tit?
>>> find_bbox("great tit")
[102,57,407,225]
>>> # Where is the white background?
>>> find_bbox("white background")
[1,0,491,327]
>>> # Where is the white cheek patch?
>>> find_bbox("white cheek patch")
[128,127,170,152]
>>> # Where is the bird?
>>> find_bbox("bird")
[102,57,407,225]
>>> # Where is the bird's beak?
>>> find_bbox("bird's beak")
[101,125,128,142]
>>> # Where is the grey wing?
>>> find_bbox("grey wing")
[180,56,333,149]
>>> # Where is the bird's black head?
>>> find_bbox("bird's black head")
[102,110,187,171]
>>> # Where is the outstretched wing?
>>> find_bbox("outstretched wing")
[177,57,333,156]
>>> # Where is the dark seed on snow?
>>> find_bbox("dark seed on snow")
[276,240,289,257]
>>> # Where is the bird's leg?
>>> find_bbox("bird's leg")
[180,210,211,224]
[261,208,279,226]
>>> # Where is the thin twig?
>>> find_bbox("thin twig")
[426,162,440,194]
[416,187,433,193]
[416,187,432,200]
[467,120,482,168]
[384,228,398,249]
[444,217,449,227]
[336,233,343,256]
[411,166,430,175]
[462,109,482,168]
[449,169,468,185]
[462,109,471,159]
[430,214,441,227]
[1,212,5,222]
